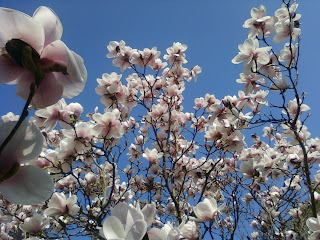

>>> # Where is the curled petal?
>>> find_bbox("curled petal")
[40,40,87,98]
[33,6,63,47]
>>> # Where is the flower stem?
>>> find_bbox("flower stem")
[0,80,37,155]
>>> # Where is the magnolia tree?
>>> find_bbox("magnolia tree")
[0,1,319,239]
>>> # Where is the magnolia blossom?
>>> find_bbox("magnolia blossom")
[44,192,80,217]
[19,213,49,234]
[179,221,199,240]
[307,212,320,240]
[163,42,188,65]
[100,202,156,240]
[0,6,87,107]
[273,18,301,43]
[131,47,161,68]
[231,38,272,73]
[92,108,124,139]
[0,120,53,205]
[191,197,223,222]
[236,73,265,94]
[143,148,163,164]
[243,5,276,38]
[282,99,310,118]
[148,222,180,240]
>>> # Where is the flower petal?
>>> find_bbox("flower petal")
[142,203,156,226]
[16,72,63,108]
[147,228,166,240]
[103,216,125,239]
[40,40,87,98]
[0,165,53,205]
[0,53,26,85]
[33,6,63,47]
[125,219,147,240]
[0,8,44,53]
[0,120,43,164]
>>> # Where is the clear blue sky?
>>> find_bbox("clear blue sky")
[1,0,320,138]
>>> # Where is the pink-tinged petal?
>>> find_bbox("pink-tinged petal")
[126,219,147,240]
[103,216,125,239]
[16,72,63,108]
[33,6,63,47]
[0,8,44,53]
[0,165,53,205]
[40,40,87,98]
[0,53,26,85]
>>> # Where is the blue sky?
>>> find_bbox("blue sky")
[1,0,320,138]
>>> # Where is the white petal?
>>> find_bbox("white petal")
[142,203,156,226]
[0,165,53,205]
[33,6,63,47]
[125,219,147,240]
[0,120,43,164]
[103,216,125,239]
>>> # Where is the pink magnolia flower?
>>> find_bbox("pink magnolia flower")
[163,42,188,66]
[275,3,301,23]
[236,73,265,94]
[279,43,299,67]
[0,120,54,205]
[0,6,87,108]
[92,109,124,139]
[232,38,272,65]
[273,18,301,43]
[143,148,163,164]
[44,192,80,217]
[243,5,276,38]
[131,47,161,68]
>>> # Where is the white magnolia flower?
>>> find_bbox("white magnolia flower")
[101,202,156,240]
[44,192,80,217]
[191,197,223,222]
